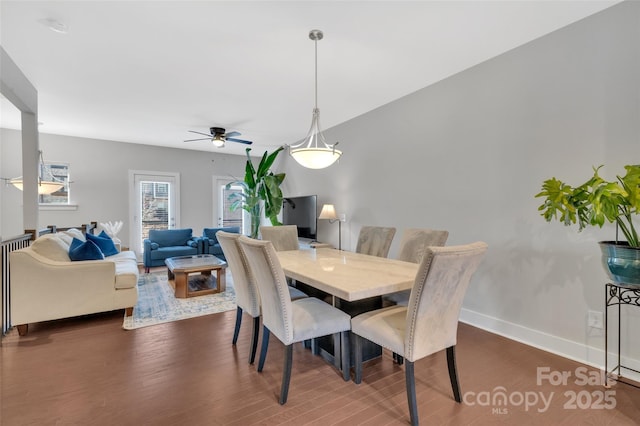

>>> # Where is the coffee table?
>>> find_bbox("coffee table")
[165,254,227,298]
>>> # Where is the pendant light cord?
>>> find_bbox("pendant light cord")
[314,36,318,110]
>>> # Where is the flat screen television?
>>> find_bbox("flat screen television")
[282,195,317,240]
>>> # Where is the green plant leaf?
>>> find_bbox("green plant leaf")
[256,146,284,180]
[536,164,640,247]
[244,148,256,190]
[226,147,286,235]
[535,177,578,225]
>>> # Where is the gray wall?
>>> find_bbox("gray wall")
[278,1,639,376]
[1,1,638,378]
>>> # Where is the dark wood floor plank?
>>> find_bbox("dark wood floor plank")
[2,307,639,425]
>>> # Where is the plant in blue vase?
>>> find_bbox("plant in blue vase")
[536,164,640,285]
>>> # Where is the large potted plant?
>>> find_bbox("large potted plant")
[227,147,286,239]
[536,164,640,285]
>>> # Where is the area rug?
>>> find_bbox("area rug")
[122,271,236,330]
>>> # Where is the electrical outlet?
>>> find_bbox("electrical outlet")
[588,310,604,329]
[339,213,346,222]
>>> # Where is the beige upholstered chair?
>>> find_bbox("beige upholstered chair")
[238,236,351,404]
[217,231,307,365]
[351,242,488,426]
[216,231,262,364]
[260,225,306,289]
[396,228,449,263]
[355,226,396,258]
[383,228,449,307]
[259,225,299,251]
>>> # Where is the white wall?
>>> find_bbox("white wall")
[0,129,247,249]
[279,1,640,377]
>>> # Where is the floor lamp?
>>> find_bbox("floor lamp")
[319,204,342,250]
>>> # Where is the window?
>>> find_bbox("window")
[141,181,171,239]
[153,183,168,199]
[39,162,70,205]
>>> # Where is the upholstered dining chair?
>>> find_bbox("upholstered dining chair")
[238,236,351,405]
[259,225,300,251]
[355,226,396,258]
[351,242,488,426]
[260,224,309,290]
[383,228,449,307]
[217,231,307,365]
[217,231,262,364]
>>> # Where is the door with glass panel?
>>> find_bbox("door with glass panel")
[215,177,246,234]
[130,171,180,254]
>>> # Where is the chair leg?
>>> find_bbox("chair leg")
[257,326,270,372]
[280,344,294,405]
[341,331,351,381]
[447,345,462,402]
[405,360,419,426]
[249,316,260,364]
[232,307,243,345]
[397,354,404,366]
[332,333,342,369]
[354,334,363,384]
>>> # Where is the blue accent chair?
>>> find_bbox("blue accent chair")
[143,228,200,272]
[201,227,240,261]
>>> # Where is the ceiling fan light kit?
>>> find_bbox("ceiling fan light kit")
[289,29,342,170]
[211,133,225,148]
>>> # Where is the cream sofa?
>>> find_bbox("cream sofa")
[10,229,139,335]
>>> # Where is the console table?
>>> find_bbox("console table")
[604,282,640,386]
[298,238,332,250]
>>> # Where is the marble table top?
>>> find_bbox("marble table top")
[276,248,419,302]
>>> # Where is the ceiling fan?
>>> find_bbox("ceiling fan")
[184,127,253,148]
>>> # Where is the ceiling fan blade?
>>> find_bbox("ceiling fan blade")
[226,137,253,145]
[188,130,213,137]
[225,131,241,138]
[184,137,211,142]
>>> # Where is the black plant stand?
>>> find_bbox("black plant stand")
[604,282,640,387]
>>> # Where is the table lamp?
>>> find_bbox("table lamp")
[319,203,342,250]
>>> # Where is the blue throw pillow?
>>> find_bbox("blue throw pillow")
[97,230,116,244]
[69,238,105,261]
[86,231,119,256]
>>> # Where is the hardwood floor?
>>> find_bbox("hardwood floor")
[2,309,639,425]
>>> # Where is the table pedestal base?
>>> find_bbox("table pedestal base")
[297,282,383,367]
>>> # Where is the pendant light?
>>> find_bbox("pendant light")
[289,29,342,169]
[3,150,64,195]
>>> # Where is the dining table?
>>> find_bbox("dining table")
[276,247,419,302]
[276,247,419,369]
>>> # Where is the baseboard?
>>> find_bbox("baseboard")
[459,308,640,384]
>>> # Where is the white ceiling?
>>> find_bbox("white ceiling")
[0,0,620,157]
